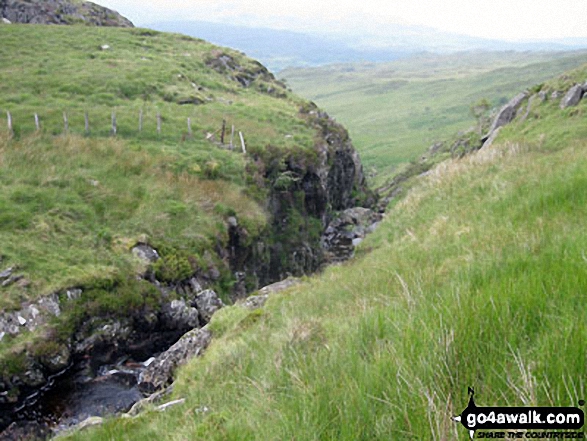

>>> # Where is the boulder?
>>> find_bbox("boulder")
[138,327,212,392]
[240,294,269,310]
[132,244,160,263]
[484,92,528,139]
[161,299,200,330]
[481,127,502,149]
[258,277,301,296]
[560,84,584,109]
[194,290,224,323]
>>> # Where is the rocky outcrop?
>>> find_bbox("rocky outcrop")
[239,277,302,310]
[0,278,224,433]
[138,327,212,393]
[560,84,585,109]
[482,92,528,143]
[322,207,382,262]
[0,0,134,27]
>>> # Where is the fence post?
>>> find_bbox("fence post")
[111,112,117,135]
[157,112,161,135]
[84,112,90,134]
[187,117,192,137]
[63,111,69,133]
[221,119,226,144]
[6,111,12,136]
[230,125,235,150]
[139,109,143,133]
[34,113,40,131]
[239,131,246,154]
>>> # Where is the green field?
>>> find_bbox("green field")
[281,51,587,183]
[61,63,587,440]
[0,24,320,310]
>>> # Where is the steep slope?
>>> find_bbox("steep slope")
[0,0,133,27]
[0,23,374,435]
[62,66,587,440]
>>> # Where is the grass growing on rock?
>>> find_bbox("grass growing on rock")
[62,76,587,440]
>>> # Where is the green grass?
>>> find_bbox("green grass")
[281,51,587,183]
[62,70,587,440]
[0,24,323,309]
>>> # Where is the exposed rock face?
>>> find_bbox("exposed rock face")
[239,278,302,310]
[0,0,134,27]
[194,290,224,324]
[138,327,212,393]
[560,84,584,109]
[322,207,382,262]
[483,92,528,141]
[227,109,376,296]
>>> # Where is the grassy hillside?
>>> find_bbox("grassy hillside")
[0,24,319,310]
[64,66,587,439]
[281,51,587,183]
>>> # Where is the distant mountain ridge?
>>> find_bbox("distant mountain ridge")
[0,0,133,27]
[148,20,587,71]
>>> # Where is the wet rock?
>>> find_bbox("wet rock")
[0,420,50,441]
[39,343,70,373]
[560,84,584,109]
[194,290,224,323]
[132,244,160,263]
[138,327,212,393]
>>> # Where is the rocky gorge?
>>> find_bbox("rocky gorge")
[0,103,381,440]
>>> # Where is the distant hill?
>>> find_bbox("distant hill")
[147,20,587,72]
[281,50,587,182]
[147,21,412,71]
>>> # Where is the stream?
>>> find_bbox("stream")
[7,356,152,438]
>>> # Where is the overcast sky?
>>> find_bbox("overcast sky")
[98,0,587,41]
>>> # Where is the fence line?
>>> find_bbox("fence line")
[2,109,247,153]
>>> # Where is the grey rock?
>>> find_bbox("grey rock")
[195,290,224,323]
[161,299,200,329]
[0,0,134,27]
[138,327,212,392]
[72,416,104,432]
[560,84,584,109]
[538,91,547,102]
[1,275,22,287]
[66,288,82,301]
[132,244,160,263]
[127,386,173,416]
[481,127,502,149]
[240,294,269,310]
[485,92,528,136]
[0,267,13,280]
[258,277,302,296]
[187,277,203,295]
[1,17,11,24]
[227,216,238,228]
[551,91,561,99]
[39,343,70,373]
[157,398,185,412]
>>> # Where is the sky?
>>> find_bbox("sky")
[98,0,587,42]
